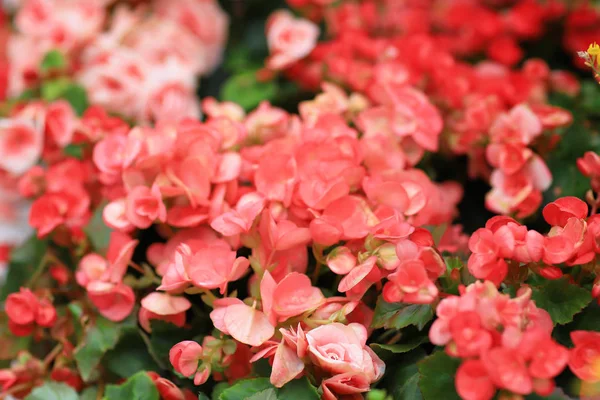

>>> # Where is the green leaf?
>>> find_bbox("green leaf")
[147,320,191,369]
[371,298,433,330]
[80,387,99,400]
[278,377,319,400]
[25,381,78,400]
[74,316,130,381]
[444,257,463,271]
[1,235,48,300]
[582,80,600,115]
[418,351,461,400]
[212,382,230,400]
[199,394,211,400]
[84,203,112,252]
[40,79,89,115]
[40,50,66,72]
[247,389,278,400]
[370,336,429,357]
[63,143,85,160]
[104,331,160,378]
[553,303,600,346]
[220,71,277,111]
[381,349,425,400]
[104,371,159,400]
[61,84,89,115]
[531,278,592,325]
[41,78,71,101]
[219,378,273,400]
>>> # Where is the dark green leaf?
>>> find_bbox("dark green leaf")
[531,278,592,325]
[199,393,211,400]
[278,377,319,400]
[219,378,273,400]
[418,351,461,400]
[40,50,66,72]
[247,389,278,400]
[25,382,78,400]
[372,298,433,330]
[381,349,425,400]
[1,236,48,300]
[370,336,429,357]
[553,303,600,346]
[104,371,159,400]
[220,71,277,111]
[104,331,160,378]
[147,320,191,369]
[74,316,132,381]
[582,81,600,115]
[63,143,85,160]
[253,357,272,377]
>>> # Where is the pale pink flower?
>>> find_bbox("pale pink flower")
[266,10,319,70]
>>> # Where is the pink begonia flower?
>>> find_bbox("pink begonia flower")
[0,119,43,175]
[309,195,377,246]
[338,256,377,294]
[139,292,190,332]
[125,184,167,229]
[87,281,136,322]
[138,307,186,333]
[76,233,138,322]
[29,186,91,238]
[542,197,588,227]
[147,226,219,275]
[456,359,496,400]
[154,0,229,74]
[186,245,250,294]
[266,10,319,70]
[270,341,305,388]
[261,271,325,324]
[305,323,385,382]
[211,192,265,236]
[157,245,193,294]
[326,246,357,275]
[489,104,542,145]
[543,217,587,265]
[93,134,141,186]
[169,341,203,378]
[44,100,76,148]
[220,303,274,347]
[141,292,191,316]
[321,373,371,400]
[484,217,543,264]
[254,153,297,207]
[258,211,311,251]
[467,226,515,285]
[103,199,135,232]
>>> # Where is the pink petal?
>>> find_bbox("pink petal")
[141,292,191,316]
[224,304,275,346]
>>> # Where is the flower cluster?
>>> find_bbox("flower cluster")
[468,196,600,286]
[6,0,228,122]
[2,1,600,400]
[6,288,56,336]
[431,281,568,400]
[265,1,580,218]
